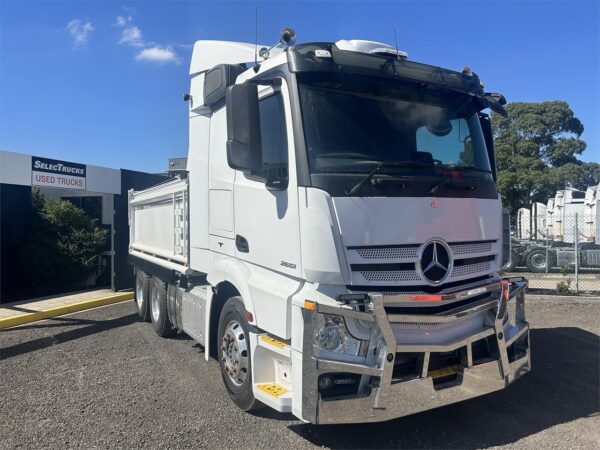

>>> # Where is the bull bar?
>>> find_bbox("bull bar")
[301,277,531,424]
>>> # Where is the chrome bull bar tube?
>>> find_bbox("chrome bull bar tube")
[301,277,530,424]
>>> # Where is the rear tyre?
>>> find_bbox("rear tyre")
[149,277,174,337]
[525,248,554,273]
[135,270,151,322]
[217,296,261,412]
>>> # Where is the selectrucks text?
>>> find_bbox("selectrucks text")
[128,30,530,424]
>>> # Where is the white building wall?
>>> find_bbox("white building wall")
[0,150,121,194]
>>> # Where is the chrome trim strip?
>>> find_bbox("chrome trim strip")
[506,323,529,347]
[317,359,383,376]
[382,281,505,305]
[395,328,495,353]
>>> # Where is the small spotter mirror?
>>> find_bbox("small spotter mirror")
[486,92,507,106]
[483,93,508,116]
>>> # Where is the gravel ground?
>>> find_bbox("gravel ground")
[1,295,598,449]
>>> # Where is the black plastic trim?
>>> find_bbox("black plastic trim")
[288,42,485,96]
[347,243,421,250]
[454,255,495,267]
[350,262,414,271]
[128,254,179,284]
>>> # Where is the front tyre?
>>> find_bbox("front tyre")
[135,270,151,322]
[149,277,174,337]
[217,296,261,411]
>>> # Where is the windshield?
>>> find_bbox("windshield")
[298,75,492,177]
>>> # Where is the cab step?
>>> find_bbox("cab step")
[253,383,292,412]
[257,334,291,358]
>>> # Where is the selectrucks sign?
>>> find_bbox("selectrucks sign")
[31,156,86,190]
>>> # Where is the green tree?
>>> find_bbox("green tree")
[19,189,108,288]
[492,101,598,215]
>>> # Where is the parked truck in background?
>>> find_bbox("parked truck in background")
[511,186,600,272]
[128,31,530,424]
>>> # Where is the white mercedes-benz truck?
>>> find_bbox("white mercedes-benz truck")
[128,31,530,424]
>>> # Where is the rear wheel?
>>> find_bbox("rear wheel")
[149,277,174,337]
[526,249,553,273]
[217,296,261,411]
[135,270,151,322]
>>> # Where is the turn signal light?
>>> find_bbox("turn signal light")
[501,281,510,301]
[304,300,316,311]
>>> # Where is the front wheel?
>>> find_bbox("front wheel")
[217,297,261,411]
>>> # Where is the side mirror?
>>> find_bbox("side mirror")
[226,84,262,173]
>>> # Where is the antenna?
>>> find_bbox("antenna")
[394,28,400,59]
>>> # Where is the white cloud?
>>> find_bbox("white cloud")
[119,25,144,47]
[113,13,180,65]
[66,19,94,47]
[114,15,129,27]
[135,46,180,64]
[114,15,144,47]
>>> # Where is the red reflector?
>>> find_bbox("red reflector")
[246,311,254,322]
[409,295,443,302]
[501,281,510,300]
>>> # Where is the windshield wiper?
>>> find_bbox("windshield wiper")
[428,165,490,195]
[345,161,433,195]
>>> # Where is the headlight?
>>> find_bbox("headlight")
[314,314,362,357]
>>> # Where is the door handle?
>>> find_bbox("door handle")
[236,235,249,253]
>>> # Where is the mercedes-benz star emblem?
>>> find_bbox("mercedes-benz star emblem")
[418,239,453,285]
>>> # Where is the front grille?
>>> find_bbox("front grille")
[355,246,418,260]
[347,240,498,288]
[451,261,491,278]
[450,241,493,256]
[360,270,422,282]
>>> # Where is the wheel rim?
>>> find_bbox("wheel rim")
[150,287,160,322]
[221,320,249,386]
[136,279,144,309]
[531,253,546,269]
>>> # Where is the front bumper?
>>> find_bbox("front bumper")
[301,278,530,424]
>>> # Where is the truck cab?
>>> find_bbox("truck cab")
[128,36,530,424]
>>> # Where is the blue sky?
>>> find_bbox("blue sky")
[1,1,598,172]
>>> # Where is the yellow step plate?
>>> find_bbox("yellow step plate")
[428,365,460,379]
[256,383,288,398]
[260,335,288,350]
